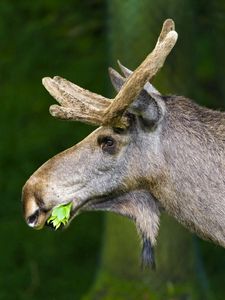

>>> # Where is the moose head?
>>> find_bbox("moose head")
[22,19,225,268]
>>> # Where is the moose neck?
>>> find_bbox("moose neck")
[147,96,225,247]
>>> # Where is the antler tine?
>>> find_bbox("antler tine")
[42,76,111,125]
[51,76,110,108]
[42,77,111,109]
[102,19,178,125]
[49,104,105,126]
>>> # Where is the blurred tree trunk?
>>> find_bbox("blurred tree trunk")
[83,0,225,299]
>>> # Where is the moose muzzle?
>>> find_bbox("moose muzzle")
[22,179,50,229]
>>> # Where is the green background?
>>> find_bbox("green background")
[0,0,225,299]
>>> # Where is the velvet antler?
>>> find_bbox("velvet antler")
[42,19,178,127]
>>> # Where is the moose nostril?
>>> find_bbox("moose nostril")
[27,209,40,227]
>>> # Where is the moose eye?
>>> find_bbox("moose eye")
[98,136,116,154]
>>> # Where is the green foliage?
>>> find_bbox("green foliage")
[48,202,72,229]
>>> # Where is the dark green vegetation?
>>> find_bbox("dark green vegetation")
[1,0,225,299]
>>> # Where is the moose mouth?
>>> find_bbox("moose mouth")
[44,194,119,230]
[24,190,118,231]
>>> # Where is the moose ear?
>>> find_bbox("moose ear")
[108,67,125,92]
[129,90,166,128]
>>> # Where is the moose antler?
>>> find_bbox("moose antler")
[42,19,178,127]
[116,60,161,96]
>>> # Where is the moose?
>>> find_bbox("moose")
[22,19,225,268]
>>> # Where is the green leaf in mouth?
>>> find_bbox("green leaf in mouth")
[47,202,72,230]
